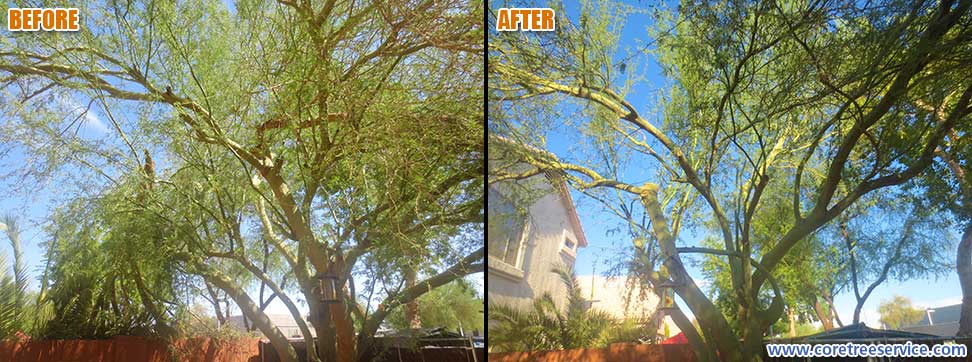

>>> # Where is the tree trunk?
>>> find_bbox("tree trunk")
[667,305,718,362]
[946,148,971,337]
[308,269,356,362]
[205,281,226,326]
[310,297,338,362]
[217,252,319,361]
[331,300,356,362]
[788,308,797,337]
[403,267,421,329]
[201,264,299,362]
[926,92,971,336]
[309,298,357,362]
[132,262,176,337]
[813,297,834,331]
[827,297,844,328]
[958,224,972,336]
[640,185,744,361]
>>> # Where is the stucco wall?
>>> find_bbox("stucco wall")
[576,275,659,320]
[488,343,697,362]
[0,336,261,362]
[488,175,580,312]
[575,275,682,338]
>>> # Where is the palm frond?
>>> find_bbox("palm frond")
[2,215,27,310]
[0,251,27,340]
[488,264,646,352]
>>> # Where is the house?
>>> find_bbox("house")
[576,275,682,339]
[487,139,588,312]
[226,314,315,339]
[487,137,681,343]
[772,323,940,343]
[899,303,961,336]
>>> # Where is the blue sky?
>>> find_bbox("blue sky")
[497,0,964,328]
[569,187,963,327]
[0,98,111,288]
[0,106,485,322]
[0,1,484,321]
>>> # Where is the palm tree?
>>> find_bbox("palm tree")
[0,251,26,339]
[0,216,55,340]
[487,265,640,352]
[1,217,27,310]
[0,216,27,339]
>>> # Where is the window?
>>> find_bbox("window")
[563,238,575,250]
[488,187,527,267]
[561,234,577,258]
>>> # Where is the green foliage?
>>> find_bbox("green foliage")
[701,183,835,332]
[1,1,483,359]
[770,319,823,338]
[703,181,954,331]
[0,252,24,339]
[34,200,181,339]
[878,295,925,330]
[488,266,645,352]
[0,216,57,340]
[491,0,972,359]
[385,279,483,333]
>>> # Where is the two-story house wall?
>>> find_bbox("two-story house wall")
[487,167,588,312]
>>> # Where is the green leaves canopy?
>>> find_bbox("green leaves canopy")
[1,0,483,360]
[490,0,972,360]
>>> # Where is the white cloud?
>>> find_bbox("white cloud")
[60,97,110,134]
[76,106,109,133]
[82,110,109,133]
[860,308,883,328]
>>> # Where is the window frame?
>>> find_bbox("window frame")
[560,229,577,259]
[487,186,530,278]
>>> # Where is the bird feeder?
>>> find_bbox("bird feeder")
[656,279,678,311]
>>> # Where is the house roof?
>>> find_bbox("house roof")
[773,323,940,343]
[225,313,316,337]
[489,135,588,248]
[913,303,961,326]
[227,313,306,328]
[546,171,588,248]
[899,321,959,337]
[898,303,962,337]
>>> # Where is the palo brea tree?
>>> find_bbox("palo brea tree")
[829,191,954,324]
[0,1,483,361]
[916,87,972,337]
[704,183,955,333]
[386,279,484,333]
[490,0,972,360]
[878,295,925,330]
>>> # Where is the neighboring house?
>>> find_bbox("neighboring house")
[487,143,588,312]
[576,275,682,339]
[226,314,315,339]
[899,304,960,336]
